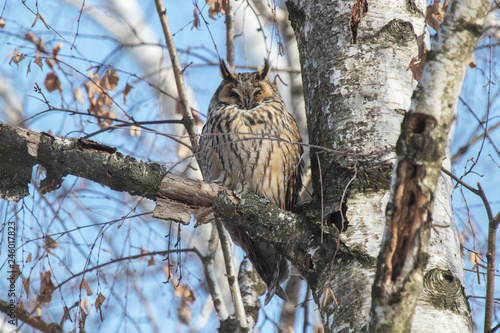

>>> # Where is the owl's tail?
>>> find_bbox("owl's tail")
[235,229,290,305]
[263,253,289,305]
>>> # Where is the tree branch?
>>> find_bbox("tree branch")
[0,122,237,216]
[0,122,166,201]
[216,216,248,331]
[0,298,63,333]
[154,0,199,152]
[225,0,235,69]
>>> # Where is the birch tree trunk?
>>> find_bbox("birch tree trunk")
[286,0,480,331]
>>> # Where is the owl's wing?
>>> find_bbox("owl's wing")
[283,115,304,211]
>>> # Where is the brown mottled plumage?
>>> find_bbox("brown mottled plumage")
[199,59,302,304]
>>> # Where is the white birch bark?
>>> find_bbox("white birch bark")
[287,0,474,331]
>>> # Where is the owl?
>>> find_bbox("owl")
[199,59,303,305]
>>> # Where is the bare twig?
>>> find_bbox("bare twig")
[202,224,230,320]
[215,217,248,331]
[53,249,201,292]
[154,0,199,152]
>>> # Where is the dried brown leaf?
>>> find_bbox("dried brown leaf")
[0,18,5,28]
[96,93,112,109]
[407,52,427,83]
[95,293,106,310]
[34,51,43,70]
[26,253,32,263]
[9,49,25,69]
[27,60,31,75]
[148,255,155,266]
[36,37,46,53]
[206,0,228,19]
[95,293,106,322]
[43,234,60,253]
[469,54,476,69]
[52,42,63,62]
[174,284,195,304]
[192,7,201,30]
[80,304,88,327]
[11,264,21,281]
[425,0,450,31]
[44,72,62,93]
[38,270,55,304]
[140,247,148,260]
[88,70,99,80]
[99,69,119,91]
[74,87,85,104]
[122,83,134,105]
[164,265,171,279]
[23,277,30,298]
[97,109,116,128]
[45,58,54,70]
[24,32,37,44]
[83,80,99,102]
[81,299,90,314]
[80,277,93,296]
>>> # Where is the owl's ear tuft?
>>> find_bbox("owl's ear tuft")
[255,58,270,81]
[219,59,237,82]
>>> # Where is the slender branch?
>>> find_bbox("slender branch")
[485,212,497,333]
[202,224,230,320]
[440,167,479,195]
[440,166,499,332]
[154,0,199,152]
[215,217,248,331]
[225,0,235,69]
[53,249,200,292]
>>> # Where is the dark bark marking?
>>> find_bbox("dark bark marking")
[350,0,368,44]
[305,253,314,270]
[77,139,117,154]
[378,19,416,46]
[327,202,349,232]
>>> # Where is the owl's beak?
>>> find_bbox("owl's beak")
[244,97,251,110]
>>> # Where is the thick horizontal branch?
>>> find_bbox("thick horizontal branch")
[213,191,343,287]
[0,122,166,201]
[0,122,238,222]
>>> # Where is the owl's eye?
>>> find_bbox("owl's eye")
[254,90,262,97]
[229,89,239,98]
